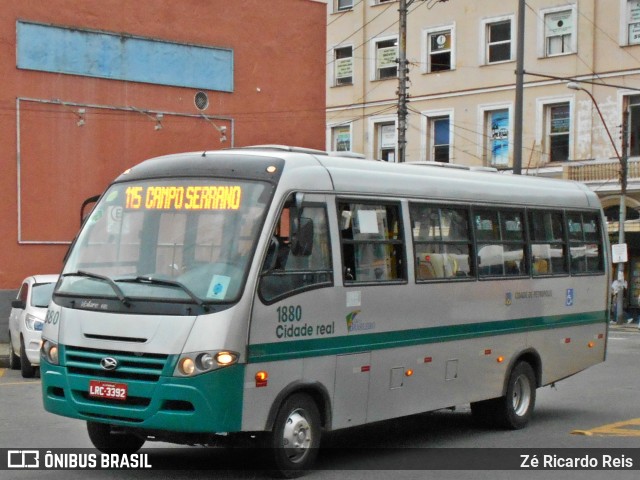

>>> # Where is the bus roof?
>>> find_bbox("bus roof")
[117,146,600,210]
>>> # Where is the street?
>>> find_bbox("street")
[0,326,639,479]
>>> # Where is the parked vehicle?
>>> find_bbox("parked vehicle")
[8,274,59,378]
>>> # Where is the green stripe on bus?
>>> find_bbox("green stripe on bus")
[247,311,605,363]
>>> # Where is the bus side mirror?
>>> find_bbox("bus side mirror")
[261,237,280,274]
[291,217,314,257]
[81,194,100,225]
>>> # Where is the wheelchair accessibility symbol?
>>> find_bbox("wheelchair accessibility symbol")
[566,288,574,307]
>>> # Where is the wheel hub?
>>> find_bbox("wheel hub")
[282,410,312,462]
[512,374,532,416]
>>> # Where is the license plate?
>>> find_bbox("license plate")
[89,380,128,401]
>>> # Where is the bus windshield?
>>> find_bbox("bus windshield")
[58,178,273,305]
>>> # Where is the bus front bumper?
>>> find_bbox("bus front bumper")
[40,361,245,434]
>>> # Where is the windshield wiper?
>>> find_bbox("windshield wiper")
[117,276,206,308]
[62,270,131,307]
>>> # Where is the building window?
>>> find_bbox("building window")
[485,20,512,63]
[375,38,398,80]
[332,125,351,152]
[627,0,640,45]
[375,122,396,161]
[546,103,570,162]
[485,109,510,167]
[336,0,354,11]
[543,8,576,56]
[427,116,450,163]
[627,95,640,157]
[334,46,353,86]
[338,201,406,283]
[629,96,640,156]
[427,29,453,72]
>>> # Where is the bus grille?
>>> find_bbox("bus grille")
[65,346,168,382]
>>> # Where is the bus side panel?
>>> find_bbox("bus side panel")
[364,333,524,423]
[528,322,607,386]
[241,354,340,432]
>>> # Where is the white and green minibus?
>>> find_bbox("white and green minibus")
[41,145,609,475]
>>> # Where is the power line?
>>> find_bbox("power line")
[523,71,640,92]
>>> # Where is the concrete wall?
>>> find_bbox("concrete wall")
[0,290,17,343]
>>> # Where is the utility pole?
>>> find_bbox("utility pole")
[513,0,525,175]
[617,109,629,325]
[397,0,411,163]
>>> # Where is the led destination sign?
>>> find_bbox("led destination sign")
[125,185,242,210]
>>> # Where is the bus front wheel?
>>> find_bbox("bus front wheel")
[86,421,145,454]
[268,393,321,478]
[471,361,536,430]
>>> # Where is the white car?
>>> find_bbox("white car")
[8,274,59,378]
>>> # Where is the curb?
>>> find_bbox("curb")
[0,342,8,368]
[609,323,640,332]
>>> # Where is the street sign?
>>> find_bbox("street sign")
[612,243,628,263]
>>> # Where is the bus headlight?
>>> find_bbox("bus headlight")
[41,340,59,365]
[214,351,238,366]
[175,350,239,377]
[179,357,196,376]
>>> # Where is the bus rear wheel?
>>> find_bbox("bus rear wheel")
[86,421,146,454]
[268,393,321,478]
[471,361,536,430]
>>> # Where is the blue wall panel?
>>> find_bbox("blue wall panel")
[17,21,234,92]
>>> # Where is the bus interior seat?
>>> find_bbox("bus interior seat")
[417,253,458,279]
[533,258,549,275]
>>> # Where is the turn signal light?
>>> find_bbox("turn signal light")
[255,371,268,387]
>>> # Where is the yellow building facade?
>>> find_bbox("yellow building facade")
[326,0,640,313]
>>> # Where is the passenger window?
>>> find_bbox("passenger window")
[410,204,472,280]
[339,202,405,283]
[567,212,604,274]
[259,196,332,302]
[475,209,526,277]
[529,211,567,276]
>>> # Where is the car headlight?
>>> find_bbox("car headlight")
[41,340,59,365]
[175,350,239,377]
[25,314,44,331]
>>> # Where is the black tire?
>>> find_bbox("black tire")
[268,393,321,478]
[86,421,146,454]
[19,338,35,378]
[8,336,21,370]
[472,361,536,430]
